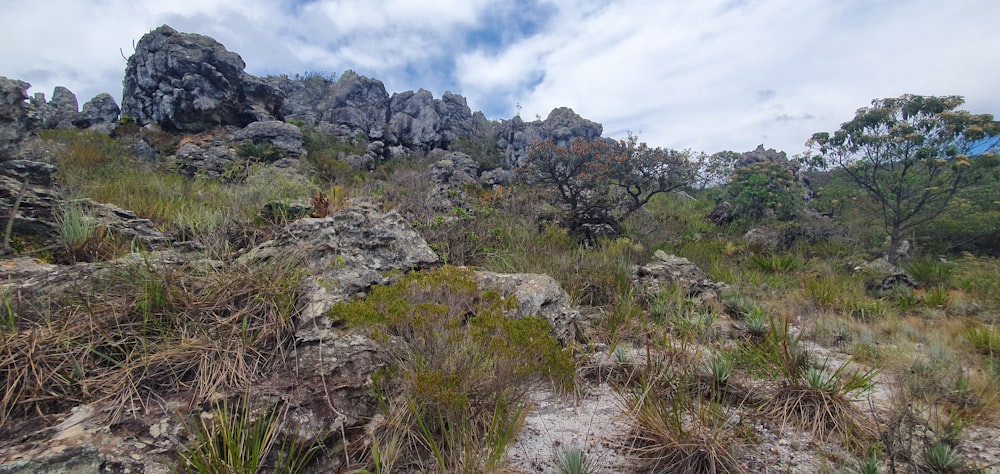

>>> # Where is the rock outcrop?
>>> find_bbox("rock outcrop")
[474,271,585,345]
[631,250,732,303]
[30,86,78,130]
[74,93,121,129]
[122,25,282,131]
[495,107,603,166]
[0,77,40,158]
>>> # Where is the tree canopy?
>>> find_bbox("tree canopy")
[808,94,1000,264]
[522,133,697,240]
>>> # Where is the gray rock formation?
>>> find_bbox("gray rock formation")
[266,71,389,139]
[122,25,282,131]
[473,271,585,345]
[386,89,479,150]
[631,250,732,304]
[73,93,120,128]
[267,72,488,151]
[495,107,603,166]
[231,120,305,157]
[0,77,39,159]
[427,152,479,211]
[30,86,79,130]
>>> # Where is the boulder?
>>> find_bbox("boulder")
[473,271,585,345]
[479,167,513,187]
[232,120,305,157]
[122,25,282,132]
[631,250,731,303]
[73,93,120,128]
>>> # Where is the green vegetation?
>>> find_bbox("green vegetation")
[521,133,697,239]
[5,93,1000,472]
[331,265,573,472]
[809,94,1000,264]
[724,161,805,222]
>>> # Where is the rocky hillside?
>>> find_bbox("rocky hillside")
[2,24,1000,474]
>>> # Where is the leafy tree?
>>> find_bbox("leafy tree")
[809,94,1000,264]
[522,133,696,239]
[695,150,740,190]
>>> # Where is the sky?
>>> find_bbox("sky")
[2,0,999,156]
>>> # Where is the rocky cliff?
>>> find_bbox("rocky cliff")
[2,25,604,169]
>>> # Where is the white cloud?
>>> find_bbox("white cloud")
[1,0,998,154]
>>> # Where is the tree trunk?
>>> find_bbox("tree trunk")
[886,226,902,266]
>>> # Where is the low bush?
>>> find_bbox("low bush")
[330,265,574,472]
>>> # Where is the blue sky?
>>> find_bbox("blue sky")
[2,0,999,155]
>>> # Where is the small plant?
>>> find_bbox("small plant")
[856,450,880,474]
[0,286,16,333]
[748,253,802,273]
[962,324,999,356]
[555,445,595,474]
[236,141,284,164]
[623,363,744,473]
[920,286,951,309]
[904,258,955,287]
[763,358,878,449]
[921,441,961,473]
[743,306,771,340]
[56,202,102,261]
[178,396,319,474]
[849,299,886,322]
[721,292,757,319]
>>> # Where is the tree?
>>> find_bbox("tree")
[809,94,1000,264]
[522,133,696,239]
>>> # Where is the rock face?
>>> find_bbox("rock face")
[427,151,480,211]
[30,86,78,130]
[0,160,61,240]
[241,201,438,469]
[0,77,39,158]
[495,107,603,166]
[122,25,282,131]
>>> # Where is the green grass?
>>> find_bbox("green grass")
[44,129,313,243]
[178,395,320,474]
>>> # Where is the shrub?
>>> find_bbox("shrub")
[331,265,574,472]
[724,161,805,222]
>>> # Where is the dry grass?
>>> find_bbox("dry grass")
[0,253,302,426]
[621,354,746,474]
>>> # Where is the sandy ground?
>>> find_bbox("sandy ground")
[506,383,635,473]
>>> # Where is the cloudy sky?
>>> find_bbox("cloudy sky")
[2,0,998,155]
